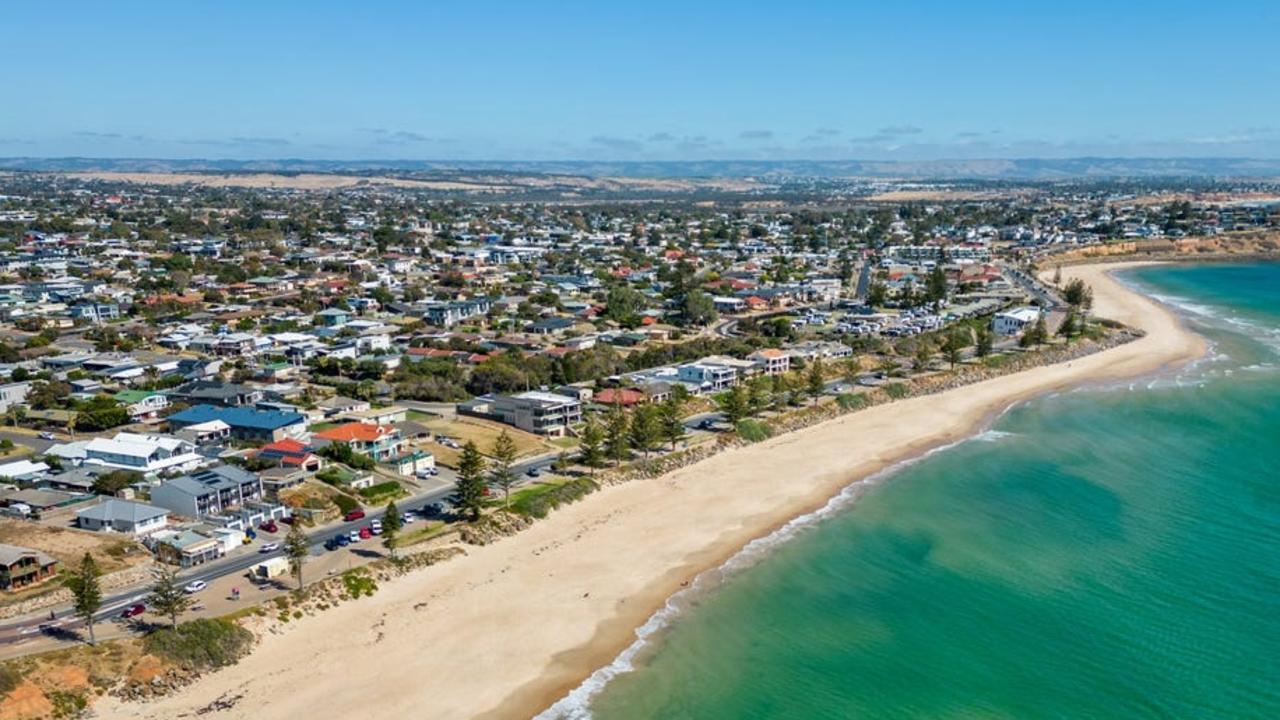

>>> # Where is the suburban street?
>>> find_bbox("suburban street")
[0,449,562,652]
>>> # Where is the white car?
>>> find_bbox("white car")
[258,542,279,553]
[183,580,207,594]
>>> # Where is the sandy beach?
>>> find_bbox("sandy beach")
[98,263,1204,720]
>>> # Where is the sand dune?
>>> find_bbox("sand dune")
[100,262,1204,720]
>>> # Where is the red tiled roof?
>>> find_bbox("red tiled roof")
[596,388,644,406]
[261,438,309,454]
[313,423,393,443]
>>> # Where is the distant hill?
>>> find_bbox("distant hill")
[2,156,1279,180]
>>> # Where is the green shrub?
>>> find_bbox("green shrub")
[331,494,359,515]
[836,393,869,411]
[47,690,88,719]
[736,419,773,443]
[141,618,254,672]
[509,478,599,519]
[341,569,378,598]
[0,664,21,696]
[357,481,403,500]
[882,383,910,400]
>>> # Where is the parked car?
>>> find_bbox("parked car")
[120,603,146,619]
[422,502,445,517]
[359,527,372,540]
[401,512,415,525]
[348,530,360,543]
[258,542,279,553]
[370,519,382,535]
[324,538,341,551]
[280,516,296,525]
[344,509,366,522]
[259,521,278,533]
[335,535,351,547]
[183,580,207,594]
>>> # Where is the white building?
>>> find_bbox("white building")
[51,433,206,475]
[992,307,1041,335]
[76,499,169,536]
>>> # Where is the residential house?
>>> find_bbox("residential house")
[150,529,222,567]
[490,391,581,437]
[424,298,491,327]
[170,380,264,407]
[316,395,370,418]
[0,381,31,413]
[76,498,169,536]
[150,465,264,519]
[311,423,405,461]
[63,432,205,475]
[0,544,58,592]
[341,405,408,426]
[114,389,170,421]
[747,348,791,376]
[676,362,737,393]
[256,438,323,472]
[168,405,307,443]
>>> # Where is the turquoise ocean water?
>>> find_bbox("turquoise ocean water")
[548,263,1280,720]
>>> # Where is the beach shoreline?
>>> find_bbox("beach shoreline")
[97,262,1206,720]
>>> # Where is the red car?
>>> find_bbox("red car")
[121,603,146,619]
[344,510,365,522]
[259,521,278,533]
[358,527,373,540]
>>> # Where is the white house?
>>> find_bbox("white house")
[53,432,206,475]
[992,307,1042,336]
[76,499,169,536]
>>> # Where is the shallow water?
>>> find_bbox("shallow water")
[570,264,1280,720]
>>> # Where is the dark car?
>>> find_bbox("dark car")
[335,534,351,547]
[526,467,541,478]
[344,509,366,522]
[121,603,146,619]
[259,521,278,533]
[698,419,717,430]
[324,538,341,551]
[421,502,445,517]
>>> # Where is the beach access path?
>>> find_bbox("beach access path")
[101,263,1205,720]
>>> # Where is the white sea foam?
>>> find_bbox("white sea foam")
[540,274,1265,719]
[973,429,1017,442]
[535,437,974,720]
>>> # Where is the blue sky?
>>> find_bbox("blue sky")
[3,0,1278,160]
